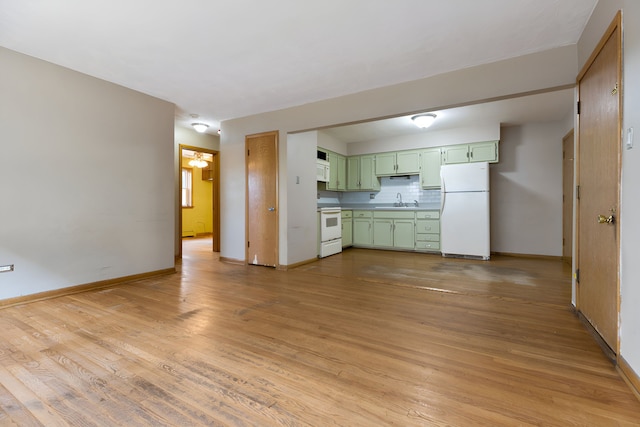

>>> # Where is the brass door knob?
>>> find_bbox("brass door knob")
[597,214,615,224]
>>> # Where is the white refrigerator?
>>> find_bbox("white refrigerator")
[440,162,490,260]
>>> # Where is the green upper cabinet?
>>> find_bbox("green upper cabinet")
[347,156,360,190]
[442,141,499,164]
[327,151,346,191]
[360,155,380,190]
[419,147,442,189]
[469,141,499,163]
[441,145,471,164]
[348,155,380,191]
[337,155,347,190]
[375,150,420,176]
[375,152,396,175]
[396,150,421,174]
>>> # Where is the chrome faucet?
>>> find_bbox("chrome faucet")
[395,193,403,207]
[414,200,419,207]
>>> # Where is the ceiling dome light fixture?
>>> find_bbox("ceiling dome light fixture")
[192,123,209,133]
[411,113,437,128]
[188,152,208,168]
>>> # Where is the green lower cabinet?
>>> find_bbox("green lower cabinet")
[373,219,394,247]
[372,212,416,249]
[393,219,416,249]
[415,211,440,252]
[353,216,373,246]
[341,211,353,247]
[351,210,440,253]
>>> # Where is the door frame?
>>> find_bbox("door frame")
[179,144,221,255]
[575,10,623,356]
[562,129,574,265]
[245,130,279,267]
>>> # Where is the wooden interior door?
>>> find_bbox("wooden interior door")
[576,13,621,352]
[562,130,574,264]
[246,131,278,267]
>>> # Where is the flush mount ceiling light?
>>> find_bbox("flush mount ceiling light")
[411,113,437,128]
[192,123,209,133]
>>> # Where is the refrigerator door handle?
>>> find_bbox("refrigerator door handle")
[440,171,446,212]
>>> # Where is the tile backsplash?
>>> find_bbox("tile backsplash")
[318,175,440,206]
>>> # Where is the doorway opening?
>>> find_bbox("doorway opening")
[179,145,220,257]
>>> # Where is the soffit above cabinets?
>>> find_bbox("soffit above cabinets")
[321,88,574,144]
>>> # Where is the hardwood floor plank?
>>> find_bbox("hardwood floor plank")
[1,239,639,425]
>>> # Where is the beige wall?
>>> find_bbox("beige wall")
[0,46,175,300]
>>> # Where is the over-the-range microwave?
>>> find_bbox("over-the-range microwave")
[316,159,330,182]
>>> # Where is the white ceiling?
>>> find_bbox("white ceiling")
[0,0,596,134]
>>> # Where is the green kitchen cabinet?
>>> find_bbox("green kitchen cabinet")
[441,144,471,164]
[396,150,421,174]
[347,155,380,191]
[327,151,347,191]
[372,211,415,249]
[373,219,394,247]
[469,140,499,163]
[353,215,373,246]
[420,147,442,189]
[375,152,397,176]
[375,150,420,176]
[415,211,440,252]
[393,219,416,249]
[341,210,353,247]
[442,141,499,165]
[359,155,379,190]
[347,156,360,190]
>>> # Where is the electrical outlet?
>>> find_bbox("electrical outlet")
[0,264,14,273]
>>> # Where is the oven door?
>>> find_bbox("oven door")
[320,210,342,241]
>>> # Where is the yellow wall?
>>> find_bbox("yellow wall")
[181,157,213,237]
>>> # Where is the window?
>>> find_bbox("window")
[181,167,193,207]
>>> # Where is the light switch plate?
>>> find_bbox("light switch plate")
[626,127,634,150]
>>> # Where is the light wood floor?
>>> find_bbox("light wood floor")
[1,238,639,426]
